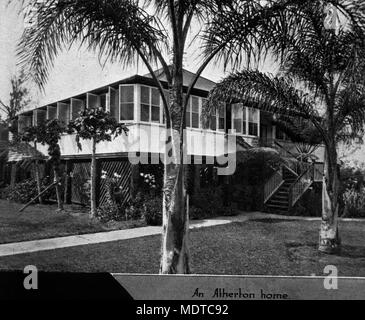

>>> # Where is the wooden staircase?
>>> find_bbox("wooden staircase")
[265,167,297,213]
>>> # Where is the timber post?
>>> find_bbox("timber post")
[130,163,140,199]
[95,158,102,208]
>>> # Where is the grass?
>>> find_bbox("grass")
[0,200,146,244]
[0,218,364,276]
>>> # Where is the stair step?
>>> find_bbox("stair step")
[273,195,288,199]
[267,205,289,211]
[268,199,289,206]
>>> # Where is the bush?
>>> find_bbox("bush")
[189,186,238,219]
[0,176,60,204]
[142,195,162,226]
[289,183,322,217]
[96,201,128,223]
[124,192,145,221]
[342,189,365,218]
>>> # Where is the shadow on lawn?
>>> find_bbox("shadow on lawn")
[250,218,298,224]
[286,241,365,260]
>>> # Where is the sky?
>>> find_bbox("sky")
[0,1,241,112]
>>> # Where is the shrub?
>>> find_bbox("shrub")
[189,205,205,220]
[96,202,125,223]
[124,192,145,220]
[289,183,322,217]
[0,176,61,204]
[142,195,162,226]
[189,186,238,219]
[342,189,365,218]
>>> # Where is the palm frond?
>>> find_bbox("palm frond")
[205,69,318,123]
[202,0,365,71]
[17,0,168,89]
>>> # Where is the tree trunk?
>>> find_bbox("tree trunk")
[159,57,190,274]
[34,142,43,204]
[34,161,43,204]
[319,143,341,254]
[160,129,190,274]
[90,137,97,217]
[54,168,63,211]
[10,163,17,187]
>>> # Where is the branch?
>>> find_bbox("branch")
[180,43,225,132]
[151,44,172,84]
[168,0,180,51]
[182,4,196,46]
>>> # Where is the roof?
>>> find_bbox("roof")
[5,143,46,163]
[143,67,216,92]
[42,68,216,107]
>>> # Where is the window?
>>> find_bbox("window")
[231,104,259,136]
[248,107,259,136]
[120,85,134,121]
[140,86,161,123]
[232,103,246,134]
[100,93,108,110]
[209,105,217,131]
[186,96,200,129]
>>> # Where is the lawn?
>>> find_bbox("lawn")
[0,218,364,276]
[0,200,145,244]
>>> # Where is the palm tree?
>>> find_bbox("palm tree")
[206,3,365,254]
[15,0,358,272]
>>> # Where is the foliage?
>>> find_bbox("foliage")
[0,175,61,204]
[22,119,65,166]
[207,7,365,145]
[142,195,163,226]
[289,183,322,217]
[0,71,31,137]
[342,189,365,218]
[96,201,125,223]
[125,192,146,221]
[72,174,91,206]
[190,186,236,219]
[339,164,365,217]
[138,164,164,195]
[67,107,128,149]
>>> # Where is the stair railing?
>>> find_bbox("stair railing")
[288,163,315,207]
[264,167,284,204]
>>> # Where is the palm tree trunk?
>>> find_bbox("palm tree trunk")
[319,143,341,254]
[160,129,190,274]
[159,59,190,274]
[54,168,63,211]
[90,137,97,217]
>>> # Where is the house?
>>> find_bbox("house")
[13,69,325,213]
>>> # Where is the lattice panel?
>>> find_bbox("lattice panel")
[71,161,91,205]
[99,160,131,207]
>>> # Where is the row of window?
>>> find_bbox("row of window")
[120,86,260,136]
[35,85,261,137]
